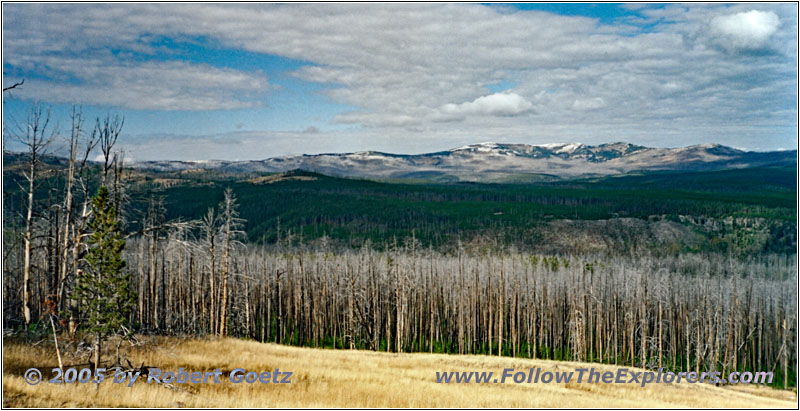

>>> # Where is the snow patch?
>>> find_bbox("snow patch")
[555,143,584,154]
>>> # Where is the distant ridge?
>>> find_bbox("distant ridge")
[127,142,797,182]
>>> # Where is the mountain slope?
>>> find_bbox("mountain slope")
[131,142,796,182]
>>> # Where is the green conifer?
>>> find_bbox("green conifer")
[73,186,136,371]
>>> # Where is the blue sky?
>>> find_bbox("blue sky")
[2,3,797,161]
[492,3,646,22]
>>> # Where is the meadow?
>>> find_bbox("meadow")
[3,335,796,408]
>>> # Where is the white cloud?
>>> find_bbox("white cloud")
[333,112,419,128]
[440,92,534,117]
[7,59,269,110]
[710,10,780,51]
[572,97,607,111]
[3,4,270,110]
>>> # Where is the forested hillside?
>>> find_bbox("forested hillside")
[146,167,795,255]
[5,153,795,256]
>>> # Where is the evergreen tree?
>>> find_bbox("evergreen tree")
[74,186,136,371]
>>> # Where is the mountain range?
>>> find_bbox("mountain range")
[130,142,797,182]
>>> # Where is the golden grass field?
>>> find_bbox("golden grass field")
[3,335,797,408]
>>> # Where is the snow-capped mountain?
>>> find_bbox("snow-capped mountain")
[130,142,796,182]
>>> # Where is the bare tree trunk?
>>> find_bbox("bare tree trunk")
[23,167,34,325]
[93,332,101,391]
[57,108,81,313]
[16,105,55,326]
[50,315,64,373]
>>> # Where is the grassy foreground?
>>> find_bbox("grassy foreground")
[3,335,796,408]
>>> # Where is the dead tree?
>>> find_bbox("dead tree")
[12,104,55,325]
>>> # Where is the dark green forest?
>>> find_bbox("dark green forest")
[148,166,796,255]
[4,155,796,256]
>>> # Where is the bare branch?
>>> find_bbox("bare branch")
[3,79,24,92]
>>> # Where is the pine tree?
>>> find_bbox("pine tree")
[73,186,136,373]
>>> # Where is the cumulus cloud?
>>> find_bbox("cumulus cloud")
[440,92,534,117]
[710,10,780,51]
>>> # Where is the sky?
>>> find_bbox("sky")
[2,3,797,161]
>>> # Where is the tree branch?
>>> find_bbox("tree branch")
[3,79,24,92]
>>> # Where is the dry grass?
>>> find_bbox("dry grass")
[3,335,796,408]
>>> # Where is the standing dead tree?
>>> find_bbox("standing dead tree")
[218,187,245,337]
[11,104,56,325]
[95,114,124,186]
